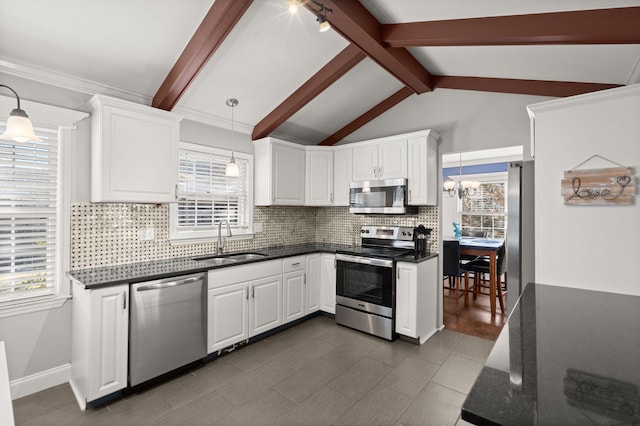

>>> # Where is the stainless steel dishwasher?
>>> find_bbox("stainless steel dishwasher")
[129,273,207,386]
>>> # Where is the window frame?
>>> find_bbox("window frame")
[169,142,254,244]
[455,171,508,239]
[0,95,87,318]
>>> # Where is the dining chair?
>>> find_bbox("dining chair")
[466,243,507,313]
[442,240,471,313]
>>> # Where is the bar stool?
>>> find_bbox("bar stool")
[442,240,471,313]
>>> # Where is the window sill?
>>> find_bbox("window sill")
[169,232,255,246]
[0,295,71,319]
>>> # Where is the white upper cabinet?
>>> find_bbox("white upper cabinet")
[305,147,334,206]
[89,95,181,203]
[332,147,353,206]
[352,139,407,181]
[254,137,305,206]
[407,130,440,206]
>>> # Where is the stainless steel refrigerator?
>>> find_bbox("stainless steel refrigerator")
[507,161,535,312]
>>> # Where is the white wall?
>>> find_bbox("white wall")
[529,84,640,294]
[341,88,553,159]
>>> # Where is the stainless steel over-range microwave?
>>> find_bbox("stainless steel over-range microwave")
[349,178,417,214]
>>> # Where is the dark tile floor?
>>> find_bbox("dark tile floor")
[13,316,493,425]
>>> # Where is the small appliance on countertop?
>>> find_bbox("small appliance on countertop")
[412,225,432,257]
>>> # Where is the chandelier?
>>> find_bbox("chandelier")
[443,152,480,199]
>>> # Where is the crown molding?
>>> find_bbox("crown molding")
[0,57,151,105]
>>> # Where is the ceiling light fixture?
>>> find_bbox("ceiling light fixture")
[0,84,42,142]
[287,0,332,33]
[225,98,240,178]
[444,152,480,199]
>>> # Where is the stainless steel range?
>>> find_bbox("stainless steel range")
[335,225,415,340]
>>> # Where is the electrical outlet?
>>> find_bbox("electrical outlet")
[138,227,155,241]
[254,223,263,233]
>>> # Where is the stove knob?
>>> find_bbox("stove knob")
[402,232,406,236]
[361,229,366,233]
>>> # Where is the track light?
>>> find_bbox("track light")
[287,0,332,33]
[0,84,41,142]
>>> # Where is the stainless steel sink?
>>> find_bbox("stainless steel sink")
[224,253,267,261]
[192,252,267,264]
[192,256,238,265]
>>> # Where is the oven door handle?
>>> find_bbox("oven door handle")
[335,253,393,268]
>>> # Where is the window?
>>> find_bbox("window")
[0,96,85,317]
[459,175,507,238]
[169,142,253,242]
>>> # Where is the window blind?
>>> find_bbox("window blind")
[0,126,58,301]
[176,150,250,232]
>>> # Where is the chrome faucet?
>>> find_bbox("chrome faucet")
[216,220,232,255]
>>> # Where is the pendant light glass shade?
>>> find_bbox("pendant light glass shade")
[225,152,239,177]
[0,85,42,142]
[225,98,240,177]
[444,152,480,199]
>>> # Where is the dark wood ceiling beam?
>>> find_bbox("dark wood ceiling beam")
[383,7,640,47]
[433,76,622,97]
[252,44,365,140]
[152,0,253,111]
[319,87,414,146]
[308,0,432,93]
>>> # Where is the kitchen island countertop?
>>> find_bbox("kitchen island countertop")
[462,283,640,425]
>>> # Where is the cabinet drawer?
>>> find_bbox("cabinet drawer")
[282,255,306,273]
[209,260,282,289]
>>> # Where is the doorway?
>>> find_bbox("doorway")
[440,147,523,340]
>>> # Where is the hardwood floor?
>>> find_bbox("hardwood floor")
[442,286,507,341]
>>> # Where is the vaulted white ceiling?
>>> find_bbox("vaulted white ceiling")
[1,0,639,144]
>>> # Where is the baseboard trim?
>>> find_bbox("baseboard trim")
[10,363,70,400]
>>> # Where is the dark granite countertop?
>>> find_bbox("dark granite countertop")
[461,283,640,425]
[68,243,351,289]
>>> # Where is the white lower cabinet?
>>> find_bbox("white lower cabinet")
[71,283,129,410]
[283,256,307,323]
[208,260,283,353]
[320,253,336,314]
[208,282,249,353]
[395,257,438,344]
[305,254,321,314]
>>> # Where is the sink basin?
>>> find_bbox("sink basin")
[192,252,267,264]
[224,253,268,261]
[192,256,238,265]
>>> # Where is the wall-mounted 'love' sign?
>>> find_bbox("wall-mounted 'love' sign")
[561,167,635,205]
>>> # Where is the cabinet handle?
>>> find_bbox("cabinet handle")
[123,294,127,310]
[330,193,333,203]
[251,285,255,299]
[291,262,300,267]
[408,189,412,203]
[246,287,249,300]
[304,273,306,285]
[175,184,178,200]
[397,268,400,280]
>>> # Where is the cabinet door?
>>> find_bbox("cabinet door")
[273,143,305,205]
[320,254,336,314]
[88,285,129,400]
[333,148,353,206]
[305,149,334,206]
[305,254,321,313]
[352,144,379,181]
[249,275,283,337]
[407,136,438,205]
[395,263,418,338]
[90,96,179,203]
[283,271,306,322]
[379,140,407,179]
[208,283,248,353]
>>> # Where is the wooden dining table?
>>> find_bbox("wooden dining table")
[456,237,505,316]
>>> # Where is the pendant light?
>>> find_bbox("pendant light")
[444,152,480,199]
[225,98,240,178]
[0,84,42,142]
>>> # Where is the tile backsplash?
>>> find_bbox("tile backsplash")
[71,203,438,269]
